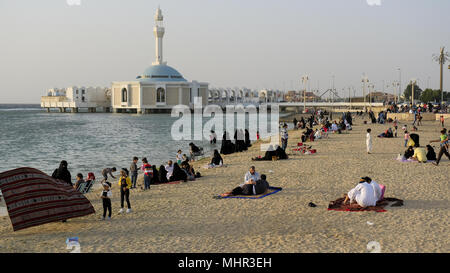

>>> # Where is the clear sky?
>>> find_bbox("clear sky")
[0,0,449,103]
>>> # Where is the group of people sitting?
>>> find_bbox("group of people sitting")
[252,145,288,161]
[220,129,252,155]
[378,127,394,138]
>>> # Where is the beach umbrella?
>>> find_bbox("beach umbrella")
[0,167,95,231]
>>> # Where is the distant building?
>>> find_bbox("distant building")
[111,8,208,113]
[284,90,320,102]
[366,92,397,103]
[41,86,111,112]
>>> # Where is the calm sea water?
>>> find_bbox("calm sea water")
[0,104,223,182]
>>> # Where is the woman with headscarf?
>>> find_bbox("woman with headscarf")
[275,145,288,160]
[426,145,437,161]
[210,149,223,166]
[169,163,187,182]
[158,165,168,183]
[189,142,203,161]
[245,129,251,148]
[239,129,247,151]
[150,165,159,184]
[52,160,72,186]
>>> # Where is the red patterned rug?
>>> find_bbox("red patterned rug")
[0,167,95,231]
[328,197,404,212]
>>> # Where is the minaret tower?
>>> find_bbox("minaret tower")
[153,7,166,65]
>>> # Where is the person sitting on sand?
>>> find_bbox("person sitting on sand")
[151,165,159,184]
[74,173,85,190]
[403,146,415,160]
[331,121,339,133]
[169,163,187,182]
[426,145,437,161]
[254,175,270,195]
[165,160,174,180]
[189,143,203,161]
[252,145,276,161]
[244,166,260,184]
[220,167,262,197]
[411,146,427,163]
[158,165,168,183]
[274,145,288,160]
[210,149,223,166]
[343,177,377,208]
[180,162,195,181]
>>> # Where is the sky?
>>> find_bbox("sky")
[0,0,449,103]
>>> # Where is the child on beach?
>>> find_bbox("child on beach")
[74,173,85,190]
[101,167,117,182]
[176,150,183,165]
[118,168,132,214]
[100,182,112,220]
[404,131,410,147]
[141,158,152,190]
[366,129,372,154]
[130,157,138,189]
[393,117,398,137]
[440,115,445,127]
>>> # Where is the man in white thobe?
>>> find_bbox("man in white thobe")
[344,179,377,207]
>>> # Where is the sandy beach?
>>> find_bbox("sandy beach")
[0,116,448,253]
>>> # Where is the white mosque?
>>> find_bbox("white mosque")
[111,7,209,113]
[41,7,284,113]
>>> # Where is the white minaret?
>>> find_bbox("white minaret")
[152,7,166,65]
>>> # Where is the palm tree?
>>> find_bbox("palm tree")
[433,47,449,104]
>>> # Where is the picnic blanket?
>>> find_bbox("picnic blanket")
[203,164,227,169]
[395,157,433,163]
[220,187,282,199]
[0,167,95,231]
[152,180,183,185]
[328,197,404,212]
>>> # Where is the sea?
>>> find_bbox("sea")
[0,104,287,180]
[0,104,223,179]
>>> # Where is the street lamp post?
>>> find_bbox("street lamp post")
[368,83,375,109]
[301,75,309,113]
[362,75,369,111]
[410,79,417,107]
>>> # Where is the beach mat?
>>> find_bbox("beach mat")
[328,197,403,212]
[0,167,95,231]
[220,187,282,199]
[152,180,183,185]
[395,158,434,163]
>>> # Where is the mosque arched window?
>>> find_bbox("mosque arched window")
[157,87,166,103]
[121,88,128,102]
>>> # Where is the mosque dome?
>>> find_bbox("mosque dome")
[137,64,187,82]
